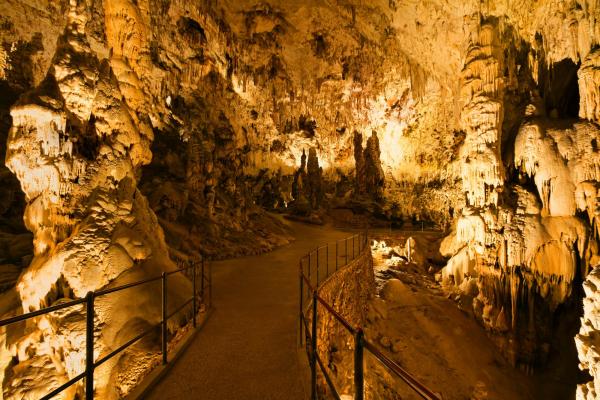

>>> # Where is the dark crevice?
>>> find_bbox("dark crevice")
[542,58,580,118]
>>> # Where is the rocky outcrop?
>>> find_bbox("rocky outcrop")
[353,131,385,202]
[442,99,600,368]
[290,147,324,215]
[459,23,505,209]
[435,13,600,375]
[3,3,191,398]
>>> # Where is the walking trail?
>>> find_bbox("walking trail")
[146,220,350,400]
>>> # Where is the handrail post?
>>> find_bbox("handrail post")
[86,291,95,399]
[335,241,338,271]
[316,249,320,286]
[201,258,205,302]
[326,244,329,277]
[161,272,168,365]
[352,235,355,259]
[209,261,212,309]
[299,260,303,346]
[354,329,364,400]
[192,261,197,328]
[345,238,348,265]
[311,290,318,400]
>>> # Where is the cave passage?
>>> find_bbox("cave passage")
[146,220,350,399]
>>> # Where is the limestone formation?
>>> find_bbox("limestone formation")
[578,266,600,400]
[353,130,385,202]
[353,131,366,195]
[3,3,191,398]
[291,147,324,214]
[306,148,323,210]
[364,131,386,202]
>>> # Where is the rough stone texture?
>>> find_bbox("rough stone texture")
[310,245,375,398]
[578,266,600,400]
[441,119,599,368]
[1,2,193,398]
[291,147,325,213]
[353,131,385,202]
[459,23,505,209]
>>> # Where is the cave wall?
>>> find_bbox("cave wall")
[310,246,375,397]
[0,1,196,398]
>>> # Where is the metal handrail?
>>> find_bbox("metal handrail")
[316,293,356,335]
[299,231,442,400]
[362,341,442,400]
[315,347,342,400]
[0,258,212,399]
[95,275,164,297]
[41,371,86,400]
[94,322,161,368]
[0,297,86,327]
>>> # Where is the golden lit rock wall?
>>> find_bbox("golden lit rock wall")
[2,1,191,398]
[309,246,375,397]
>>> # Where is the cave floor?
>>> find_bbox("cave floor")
[368,231,581,400]
[145,223,578,400]
[146,219,351,400]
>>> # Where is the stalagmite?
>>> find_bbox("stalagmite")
[3,3,190,397]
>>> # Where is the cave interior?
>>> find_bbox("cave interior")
[1,1,600,399]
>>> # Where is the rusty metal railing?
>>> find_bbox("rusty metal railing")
[299,231,442,400]
[0,258,211,399]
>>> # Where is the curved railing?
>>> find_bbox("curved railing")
[299,231,442,400]
[0,258,211,399]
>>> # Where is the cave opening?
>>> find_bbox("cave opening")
[543,59,581,119]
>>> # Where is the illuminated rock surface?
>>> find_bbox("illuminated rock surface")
[0,0,600,398]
